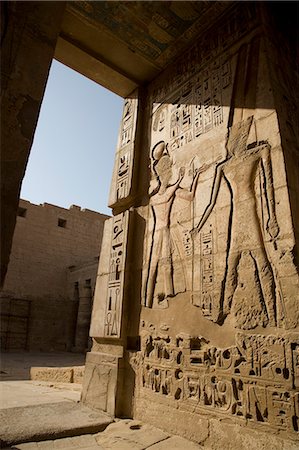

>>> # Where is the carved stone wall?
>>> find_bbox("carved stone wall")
[133,3,299,447]
[83,3,298,447]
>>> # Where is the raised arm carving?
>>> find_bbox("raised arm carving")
[261,145,279,240]
[192,162,225,234]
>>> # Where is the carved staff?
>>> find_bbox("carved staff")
[191,158,195,303]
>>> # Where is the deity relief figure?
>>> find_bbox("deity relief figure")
[193,116,280,328]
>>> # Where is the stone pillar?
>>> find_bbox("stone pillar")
[0,1,66,286]
[82,90,143,417]
[73,280,93,352]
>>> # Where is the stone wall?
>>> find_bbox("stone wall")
[83,3,299,449]
[1,199,109,351]
[68,259,99,352]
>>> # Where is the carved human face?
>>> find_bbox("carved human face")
[152,141,166,161]
[155,155,172,186]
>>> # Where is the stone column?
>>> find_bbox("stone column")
[73,280,92,352]
[81,90,143,417]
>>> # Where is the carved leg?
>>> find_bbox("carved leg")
[146,259,158,308]
[161,229,174,298]
[254,249,276,326]
[223,252,240,317]
[146,232,162,307]
[164,256,174,297]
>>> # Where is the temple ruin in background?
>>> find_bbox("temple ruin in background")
[1,199,109,351]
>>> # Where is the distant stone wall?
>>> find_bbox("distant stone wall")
[68,260,99,352]
[1,200,109,351]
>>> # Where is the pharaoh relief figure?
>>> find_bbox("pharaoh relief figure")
[193,116,280,329]
[143,141,183,308]
[143,141,203,308]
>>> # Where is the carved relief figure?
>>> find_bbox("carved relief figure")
[193,117,279,328]
[143,141,184,308]
[143,143,206,308]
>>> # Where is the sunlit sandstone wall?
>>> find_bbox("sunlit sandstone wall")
[83,4,299,448]
[2,200,108,351]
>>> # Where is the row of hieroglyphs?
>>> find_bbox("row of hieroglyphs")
[134,328,299,433]
[149,3,259,103]
[152,58,230,152]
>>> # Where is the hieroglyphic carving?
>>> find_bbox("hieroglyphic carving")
[192,224,219,321]
[104,212,129,337]
[120,99,134,147]
[116,151,130,201]
[234,333,296,388]
[149,3,258,103]
[109,96,138,207]
[135,326,299,434]
[153,61,230,154]
[200,227,214,319]
[182,230,192,257]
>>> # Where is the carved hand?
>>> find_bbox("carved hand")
[193,163,207,177]
[190,227,200,238]
[179,167,185,178]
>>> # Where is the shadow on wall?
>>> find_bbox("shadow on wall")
[0,296,80,354]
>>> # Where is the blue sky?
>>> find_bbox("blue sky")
[21,59,123,216]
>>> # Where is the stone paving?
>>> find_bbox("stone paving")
[1,380,81,409]
[9,420,203,450]
[0,352,203,449]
